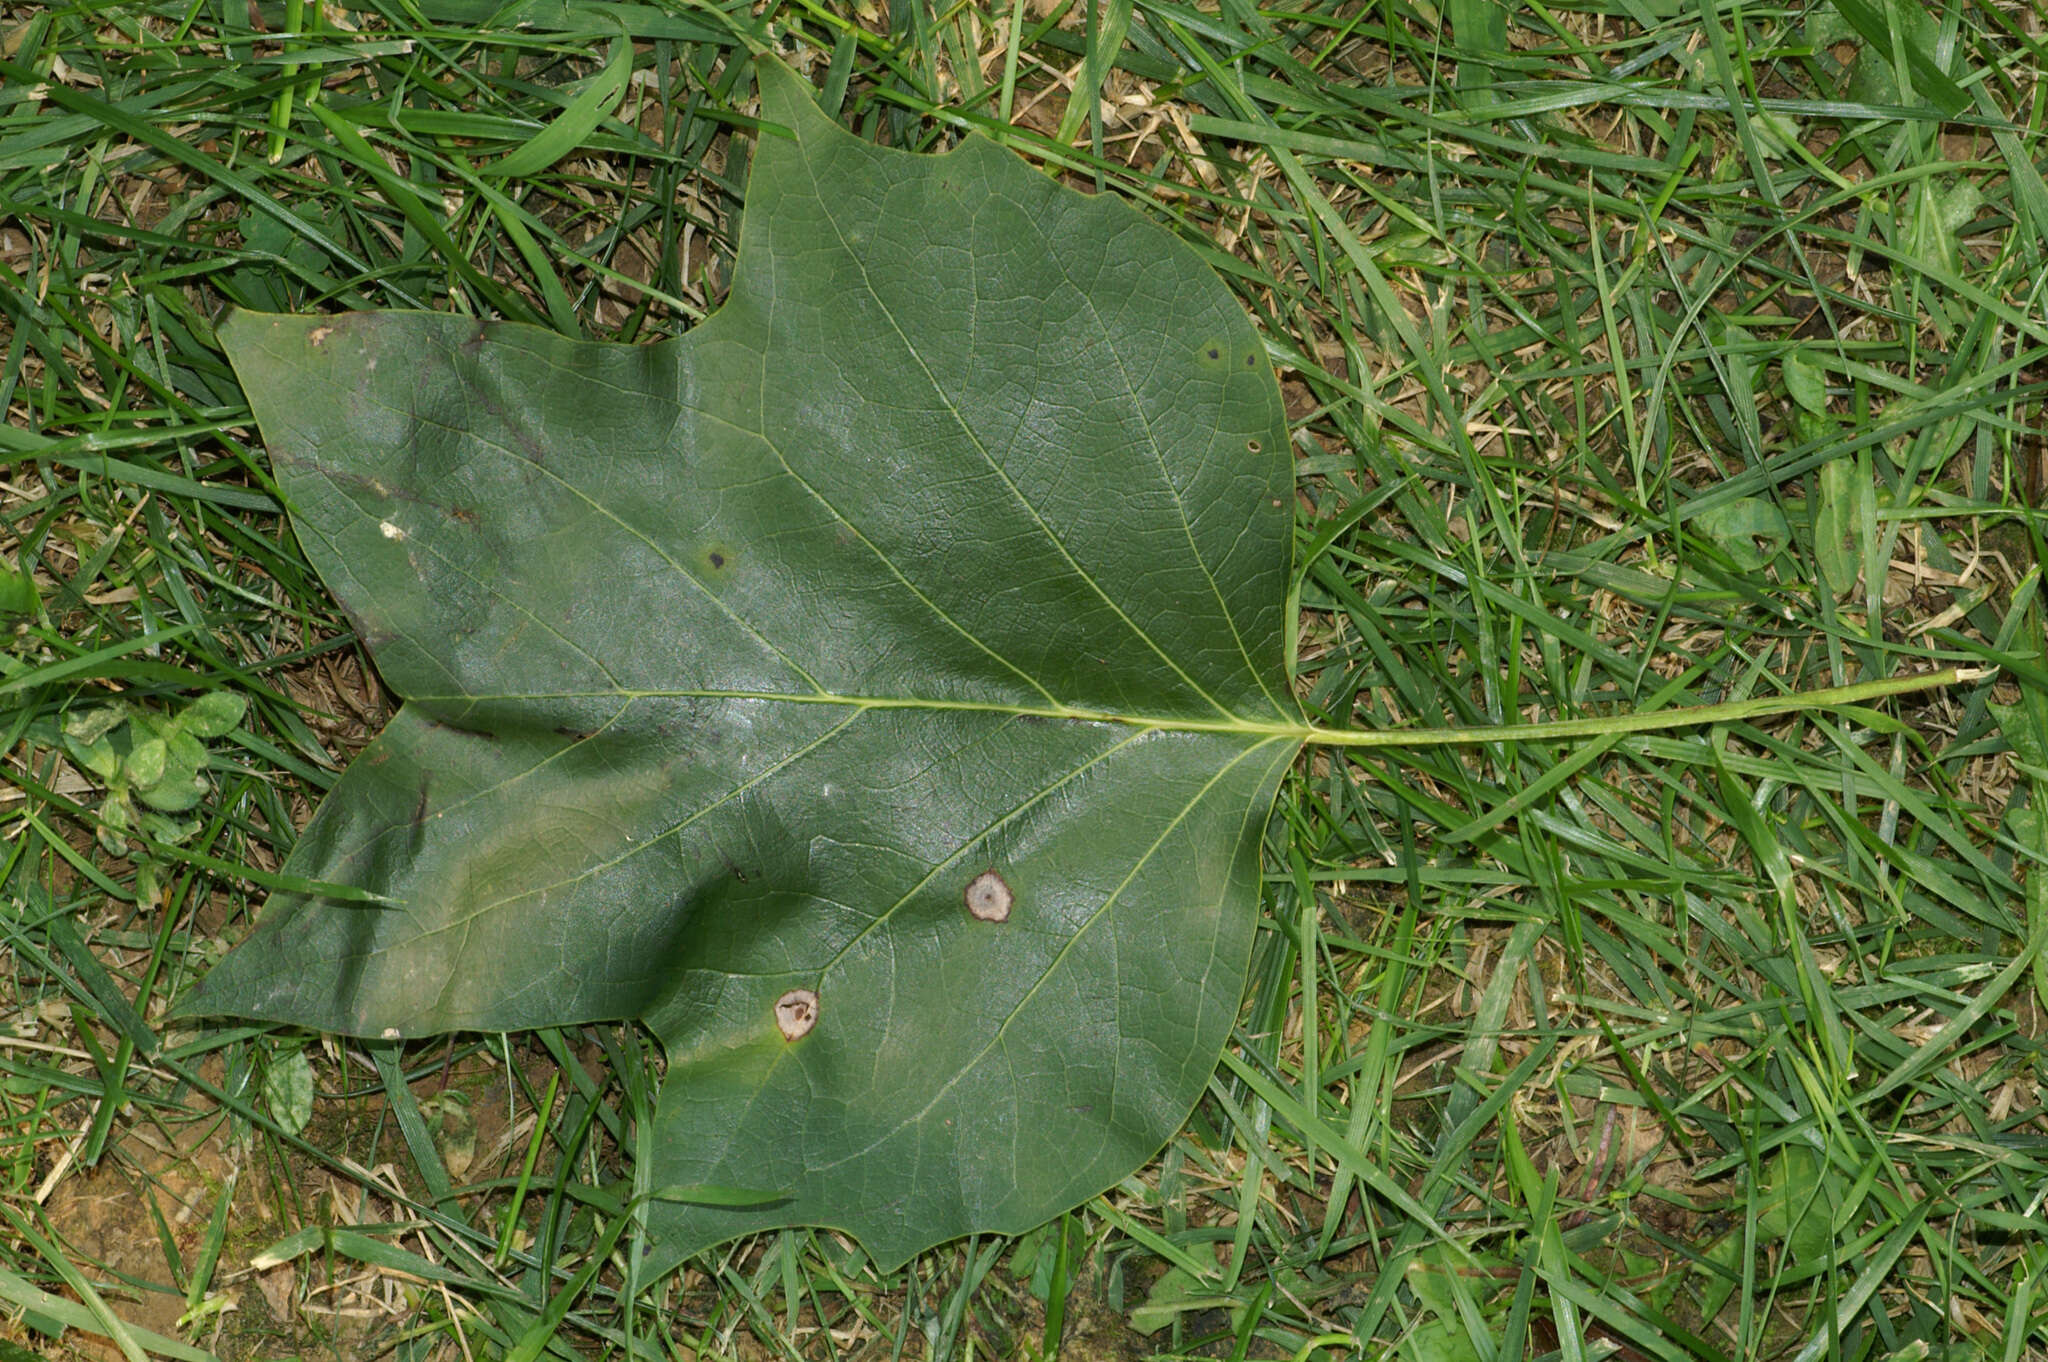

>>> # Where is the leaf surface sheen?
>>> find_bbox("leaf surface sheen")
[207,61,1298,1264]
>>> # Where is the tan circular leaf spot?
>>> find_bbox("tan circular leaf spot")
[774,989,818,1041]
[964,870,1013,923]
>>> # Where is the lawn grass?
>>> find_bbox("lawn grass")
[2,1,2045,1359]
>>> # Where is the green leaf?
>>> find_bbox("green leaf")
[134,731,208,812]
[96,794,132,855]
[1783,346,1828,414]
[63,705,127,746]
[422,1091,476,1178]
[1750,110,1806,162]
[1904,177,1984,275]
[1693,496,1790,572]
[138,812,203,848]
[125,736,168,790]
[66,731,122,783]
[1990,696,2048,776]
[166,730,207,780]
[1790,405,1834,446]
[1757,1144,1854,1262]
[179,691,248,739]
[135,776,209,814]
[201,59,1297,1267]
[1817,0,1969,117]
[262,1046,316,1137]
[0,559,36,617]
[1813,457,1869,597]
[1402,1246,1492,1362]
[1128,1266,1227,1336]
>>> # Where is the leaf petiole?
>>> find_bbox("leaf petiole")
[1292,667,1989,749]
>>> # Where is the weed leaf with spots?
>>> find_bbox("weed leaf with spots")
[200,60,1298,1266]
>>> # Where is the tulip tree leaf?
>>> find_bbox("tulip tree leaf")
[200,59,1299,1267]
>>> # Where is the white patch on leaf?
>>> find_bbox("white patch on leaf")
[775,989,818,1041]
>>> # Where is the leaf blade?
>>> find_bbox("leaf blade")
[205,58,1298,1266]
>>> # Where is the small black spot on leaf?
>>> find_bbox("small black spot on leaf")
[964,870,1012,923]
[775,989,818,1041]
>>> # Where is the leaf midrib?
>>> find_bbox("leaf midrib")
[406,687,1318,743]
